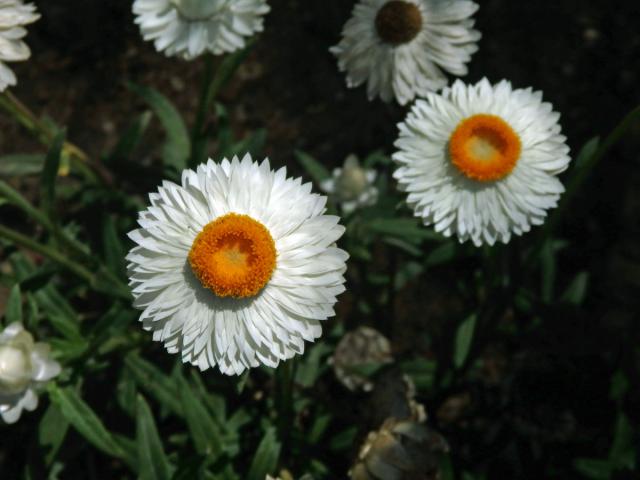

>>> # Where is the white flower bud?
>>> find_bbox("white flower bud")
[321,155,379,214]
[0,323,61,424]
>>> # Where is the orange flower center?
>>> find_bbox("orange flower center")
[188,213,276,299]
[448,114,521,182]
[375,1,423,45]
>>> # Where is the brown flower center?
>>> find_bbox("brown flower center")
[375,1,423,46]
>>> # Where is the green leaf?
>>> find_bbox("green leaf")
[401,358,437,391]
[0,153,45,176]
[108,111,152,162]
[246,427,281,480]
[367,218,438,243]
[295,343,331,388]
[454,314,477,369]
[574,458,613,479]
[295,150,331,183]
[102,215,126,277]
[5,283,22,324]
[425,242,456,267]
[574,136,601,170]
[129,83,190,172]
[49,385,136,469]
[329,426,357,452]
[609,413,635,469]
[394,261,424,290]
[125,354,183,416]
[609,370,629,402]
[41,131,66,216]
[561,271,589,305]
[235,371,250,394]
[38,403,69,465]
[308,413,332,445]
[177,374,223,457]
[136,395,173,480]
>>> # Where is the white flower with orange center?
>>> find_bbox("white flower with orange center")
[0,0,40,92]
[393,78,571,246]
[126,155,348,375]
[132,0,270,60]
[330,0,480,105]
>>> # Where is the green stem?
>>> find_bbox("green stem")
[0,223,95,284]
[189,54,216,169]
[188,46,254,168]
[275,359,296,449]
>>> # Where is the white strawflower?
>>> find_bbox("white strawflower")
[133,0,270,60]
[331,0,480,105]
[0,323,61,424]
[127,154,348,375]
[320,155,378,214]
[393,78,571,246]
[0,0,40,92]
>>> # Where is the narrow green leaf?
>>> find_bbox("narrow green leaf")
[295,343,331,388]
[129,83,190,172]
[49,385,136,468]
[382,237,422,256]
[609,413,635,469]
[454,314,477,369]
[0,179,51,229]
[329,426,357,452]
[5,284,22,324]
[308,413,332,445]
[108,111,153,162]
[34,285,78,322]
[41,131,65,215]
[38,403,69,465]
[367,218,438,242]
[561,271,589,306]
[574,458,613,479]
[136,395,173,480]
[425,242,456,267]
[246,427,281,480]
[177,375,223,457]
[0,153,45,176]
[125,354,183,416]
[294,150,331,183]
[574,136,600,170]
[102,215,125,277]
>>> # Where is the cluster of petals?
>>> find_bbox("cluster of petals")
[133,0,270,60]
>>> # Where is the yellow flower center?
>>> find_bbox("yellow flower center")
[375,1,423,45]
[448,114,522,182]
[188,213,276,299]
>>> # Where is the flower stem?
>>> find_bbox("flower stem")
[188,46,254,168]
[0,223,94,284]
